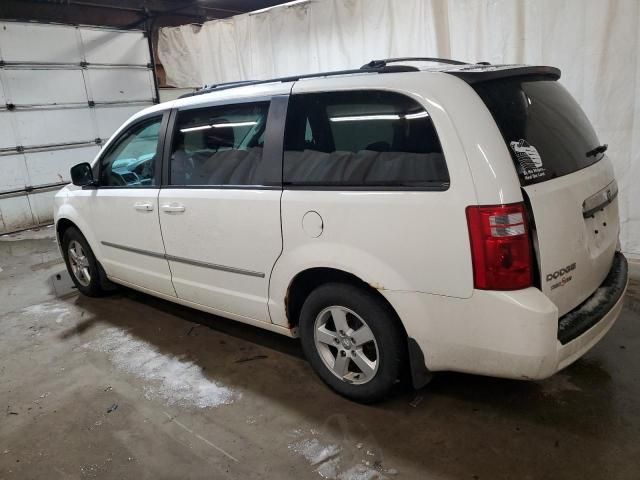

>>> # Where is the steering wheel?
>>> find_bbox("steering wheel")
[133,156,155,179]
[108,172,127,187]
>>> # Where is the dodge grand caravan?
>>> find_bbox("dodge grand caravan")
[55,58,628,402]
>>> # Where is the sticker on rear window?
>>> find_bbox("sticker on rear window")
[510,140,546,181]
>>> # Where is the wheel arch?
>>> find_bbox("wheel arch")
[285,267,405,334]
[284,266,432,389]
[54,203,102,262]
[55,215,116,294]
[55,217,78,246]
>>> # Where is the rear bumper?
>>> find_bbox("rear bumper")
[555,284,625,373]
[384,253,629,381]
[557,252,627,344]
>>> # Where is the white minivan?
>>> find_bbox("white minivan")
[55,58,628,402]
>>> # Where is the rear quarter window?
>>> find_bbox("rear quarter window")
[283,90,449,189]
[473,77,603,186]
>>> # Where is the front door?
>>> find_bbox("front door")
[158,95,287,322]
[91,113,175,297]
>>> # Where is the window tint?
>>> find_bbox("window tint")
[473,78,602,186]
[283,90,449,188]
[170,102,270,186]
[99,116,161,187]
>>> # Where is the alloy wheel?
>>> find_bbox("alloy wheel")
[313,306,379,385]
[68,240,91,287]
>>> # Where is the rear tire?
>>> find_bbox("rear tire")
[62,227,115,297]
[299,282,404,403]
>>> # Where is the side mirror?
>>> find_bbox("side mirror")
[70,162,96,188]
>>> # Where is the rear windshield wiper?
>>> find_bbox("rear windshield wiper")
[586,144,608,157]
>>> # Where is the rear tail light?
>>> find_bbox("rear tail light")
[466,203,533,290]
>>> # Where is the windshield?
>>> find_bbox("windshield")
[473,77,603,186]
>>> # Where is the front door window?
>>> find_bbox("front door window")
[99,116,162,187]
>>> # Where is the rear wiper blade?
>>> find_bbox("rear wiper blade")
[586,144,608,157]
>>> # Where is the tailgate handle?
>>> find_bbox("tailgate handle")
[582,180,618,218]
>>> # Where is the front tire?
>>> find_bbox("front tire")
[62,227,113,297]
[299,283,404,403]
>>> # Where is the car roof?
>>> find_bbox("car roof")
[135,59,560,118]
[183,58,559,96]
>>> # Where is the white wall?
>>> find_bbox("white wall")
[159,87,196,103]
[158,0,640,260]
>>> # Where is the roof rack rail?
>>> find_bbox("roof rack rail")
[202,80,259,90]
[183,64,420,98]
[361,57,469,69]
[179,79,260,98]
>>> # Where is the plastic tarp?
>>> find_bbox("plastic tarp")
[158,0,640,259]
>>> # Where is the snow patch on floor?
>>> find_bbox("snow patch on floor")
[84,327,236,408]
[290,438,341,466]
[337,465,385,480]
[289,435,393,480]
[24,303,74,324]
[316,457,341,479]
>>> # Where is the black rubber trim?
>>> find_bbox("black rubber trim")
[155,111,171,187]
[160,108,177,187]
[283,183,449,192]
[557,252,628,345]
[160,185,281,190]
[256,94,288,187]
[407,338,433,389]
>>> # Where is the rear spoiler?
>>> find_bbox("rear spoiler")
[447,65,561,84]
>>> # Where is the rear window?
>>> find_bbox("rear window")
[283,90,449,189]
[473,77,603,186]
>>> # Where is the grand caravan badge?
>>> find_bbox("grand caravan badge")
[510,139,546,181]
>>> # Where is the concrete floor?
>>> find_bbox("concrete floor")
[1,228,640,480]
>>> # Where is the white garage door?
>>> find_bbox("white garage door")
[0,21,157,234]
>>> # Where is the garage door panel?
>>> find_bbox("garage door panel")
[0,195,34,233]
[0,112,18,150]
[28,189,59,226]
[25,146,100,187]
[0,22,157,234]
[87,69,155,103]
[4,69,87,106]
[0,154,29,192]
[95,104,148,139]
[80,28,150,65]
[14,108,95,147]
[0,22,81,64]
[0,75,6,105]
